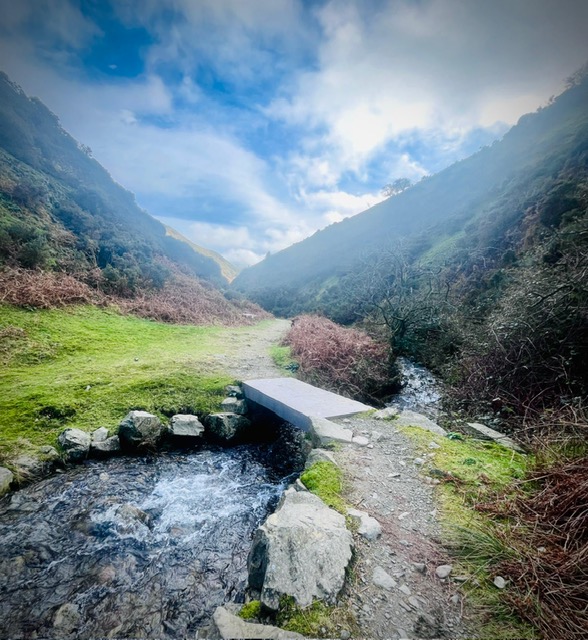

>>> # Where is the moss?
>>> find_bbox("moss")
[400,426,537,639]
[238,600,261,620]
[300,461,347,513]
[276,597,358,638]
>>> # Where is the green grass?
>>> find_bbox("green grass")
[269,344,298,373]
[400,426,537,638]
[0,304,247,459]
[300,461,347,513]
[238,600,262,621]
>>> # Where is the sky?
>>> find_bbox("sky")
[1,1,588,267]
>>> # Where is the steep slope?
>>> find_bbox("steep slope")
[232,75,588,315]
[164,226,239,283]
[0,72,226,290]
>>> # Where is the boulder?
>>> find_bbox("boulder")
[0,467,13,496]
[92,427,109,443]
[248,489,353,611]
[11,455,51,483]
[91,436,121,457]
[393,410,446,436]
[169,414,205,438]
[305,448,338,469]
[118,411,163,450]
[220,397,248,415]
[347,508,382,540]
[58,428,92,462]
[210,607,304,640]
[308,417,353,446]
[206,413,251,444]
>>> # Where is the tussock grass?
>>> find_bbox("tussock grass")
[276,597,358,638]
[0,304,242,459]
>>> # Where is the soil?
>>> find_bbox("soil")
[220,318,477,640]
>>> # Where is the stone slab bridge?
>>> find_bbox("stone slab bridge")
[242,377,373,445]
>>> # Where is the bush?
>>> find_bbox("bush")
[284,314,394,402]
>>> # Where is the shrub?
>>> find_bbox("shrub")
[284,314,393,402]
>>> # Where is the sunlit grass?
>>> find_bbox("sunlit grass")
[0,304,272,458]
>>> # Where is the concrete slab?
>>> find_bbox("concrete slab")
[242,378,372,430]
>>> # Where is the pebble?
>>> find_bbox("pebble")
[340,631,351,640]
[414,457,425,465]
[372,566,397,591]
[450,594,461,605]
[407,596,421,610]
[494,576,507,589]
[413,562,426,574]
[428,441,441,449]
[435,564,453,579]
[399,584,412,596]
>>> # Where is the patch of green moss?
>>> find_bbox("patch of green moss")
[238,600,261,620]
[300,461,346,513]
[276,597,358,638]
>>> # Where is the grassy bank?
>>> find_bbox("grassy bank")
[0,304,247,459]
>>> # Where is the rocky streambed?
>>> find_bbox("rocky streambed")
[0,442,298,639]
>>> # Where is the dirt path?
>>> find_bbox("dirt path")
[210,318,292,381]
[216,319,473,639]
[333,413,473,640]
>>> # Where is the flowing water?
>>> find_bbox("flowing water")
[390,357,442,417]
[0,444,296,639]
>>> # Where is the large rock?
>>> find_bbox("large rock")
[220,397,248,415]
[169,414,205,438]
[0,467,13,496]
[58,428,91,462]
[92,427,109,443]
[206,412,251,444]
[248,489,353,611]
[308,417,353,446]
[91,435,121,457]
[466,422,525,453]
[210,607,303,640]
[118,411,163,450]
[305,448,338,469]
[11,455,50,483]
[393,409,446,436]
[347,508,382,540]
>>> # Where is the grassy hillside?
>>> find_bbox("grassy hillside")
[165,225,239,282]
[0,304,278,460]
[232,74,588,313]
[0,72,228,291]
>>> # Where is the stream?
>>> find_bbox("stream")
[0,443,296,639]
[390,357,442,417]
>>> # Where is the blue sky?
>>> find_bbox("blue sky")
[1,0,588,267]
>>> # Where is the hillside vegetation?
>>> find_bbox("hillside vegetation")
[0,72,260,323]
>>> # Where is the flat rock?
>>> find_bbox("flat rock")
[91,435,121,457]
[393,410,446,436]
[466,423,525,453]
[118,411,163,450]
[248,489,353,611]
[220,397,248,415]
[352,435,370,447]
[372,566,397,590]
[308,417,353,446]
[305,448,338,469]
[169,414,205,437]
[242,377,371,430]
[92,427,109,443]
[0,467,13,496]
[211,607,303,640]
[348,508,382,540]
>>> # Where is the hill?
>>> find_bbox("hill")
[0,71,236,289]
[0,72,260,324]
[232,72,588,318]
